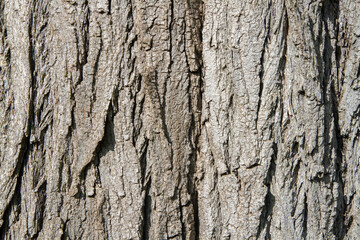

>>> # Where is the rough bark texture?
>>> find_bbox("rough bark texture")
[0,0,359,239]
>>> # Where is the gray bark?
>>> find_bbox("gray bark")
[0,0,359,239]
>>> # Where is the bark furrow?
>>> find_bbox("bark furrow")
[0,0,359,239]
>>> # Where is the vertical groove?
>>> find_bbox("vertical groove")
[0,0,359,239]
[188,0,204,238]
[108,0,111,15]
[179,194,186,240]
[256,1,271,130]
[303,194,308,239]
[141,179,152,240]
[332,1,346,237]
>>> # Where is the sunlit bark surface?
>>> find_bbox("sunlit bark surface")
[0,0,359,239]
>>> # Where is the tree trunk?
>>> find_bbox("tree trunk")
[0,0,359,239]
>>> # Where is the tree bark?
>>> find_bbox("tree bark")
[0,0,359,239]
